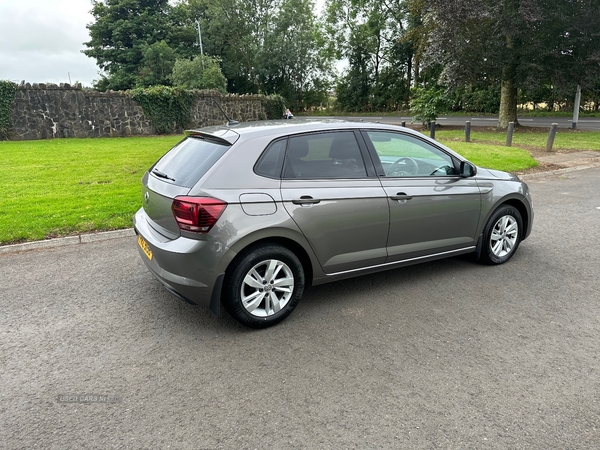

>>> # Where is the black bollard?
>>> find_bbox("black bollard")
[465,121,471,142]
[506,122,515,147]
[546,123,558,152]
[430,121,436,139]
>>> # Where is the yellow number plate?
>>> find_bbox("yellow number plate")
[138,235,153,260]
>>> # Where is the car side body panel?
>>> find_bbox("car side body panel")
[281,179,390,274]
[381,176,482,262]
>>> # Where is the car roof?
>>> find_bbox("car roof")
[185,118,424,144]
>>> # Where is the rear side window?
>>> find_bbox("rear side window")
[151,136,230,188]
[254,139,287,178]
[283,131,368,179]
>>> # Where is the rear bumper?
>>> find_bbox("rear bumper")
[133,208,223,313]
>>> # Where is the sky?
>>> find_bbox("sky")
[0,0,328,88]
[0,0,99,86]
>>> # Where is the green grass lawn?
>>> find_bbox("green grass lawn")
[0,136,181,244]
[432,128,600,151]
[428,128,600,172]
[1,127,598,245]
[297,110,600,118]
[422,129,541,172]
[439,141,538,172]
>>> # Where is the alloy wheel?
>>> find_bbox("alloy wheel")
[240,259,295,317]
[490,215,519,258]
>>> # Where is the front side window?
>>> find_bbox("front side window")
[283,131,368,179]
[363,131,457,178]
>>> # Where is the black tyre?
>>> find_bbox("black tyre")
[223,245,305,328]
[478,205,523,265]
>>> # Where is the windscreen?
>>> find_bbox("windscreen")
[151,136,231,188]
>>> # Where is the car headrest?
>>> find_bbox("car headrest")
[287,139,309,159]
[329,133,359,159]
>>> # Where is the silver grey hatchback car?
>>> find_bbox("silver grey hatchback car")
[134,119,533,328]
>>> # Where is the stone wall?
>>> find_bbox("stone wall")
[8,83,267,140]
[189,91,267,128]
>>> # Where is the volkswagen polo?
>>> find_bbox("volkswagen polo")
[134,119,533,328]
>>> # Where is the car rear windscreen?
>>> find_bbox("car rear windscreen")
[151,136,231,188]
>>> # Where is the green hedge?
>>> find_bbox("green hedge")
[0,81,17,140]
[261,94,287,119]
[410,87,448,126]
[130,86,194,134]
[131,87,285,133]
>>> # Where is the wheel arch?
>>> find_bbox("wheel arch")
[475,196,531,259]
[501,198,531,240]
[479,194,531,239]
[226,235,315,290]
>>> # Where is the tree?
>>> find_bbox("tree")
[187,0,276,94]
[410,86,448,127]
[171,56,227,92]
[83,0,196,90]
[425,0,600,128]
[260,0,334,109]
[138,40,176,87]
[325,0,415,111]
[187,0,332,109]
[540,1,600,90]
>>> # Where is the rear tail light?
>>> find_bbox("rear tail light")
[171,197,227,233]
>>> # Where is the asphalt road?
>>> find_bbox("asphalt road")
[1,168,600,449]
[307,115,600,131]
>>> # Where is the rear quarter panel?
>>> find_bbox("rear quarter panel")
[188,133,326,279]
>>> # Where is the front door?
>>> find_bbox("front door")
[361,130,482,263]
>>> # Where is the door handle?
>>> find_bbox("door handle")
[390,192,413,201]
[292,196,321,205]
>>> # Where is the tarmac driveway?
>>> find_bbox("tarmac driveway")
[1,167,599,449]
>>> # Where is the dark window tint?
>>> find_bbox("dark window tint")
[254,139,286,178]
[283,131,367,179]
[152,136,230,188]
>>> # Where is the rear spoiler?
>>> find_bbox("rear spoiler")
[184,130,239,146]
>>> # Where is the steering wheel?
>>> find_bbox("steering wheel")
[430,165,455,176]
[389,157,419,176]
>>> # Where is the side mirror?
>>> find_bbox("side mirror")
[459,161,476,177]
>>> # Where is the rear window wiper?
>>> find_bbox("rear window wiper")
[152,168,175,181]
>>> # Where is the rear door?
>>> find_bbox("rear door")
[362,130,482,262]
[280,131,389,274]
